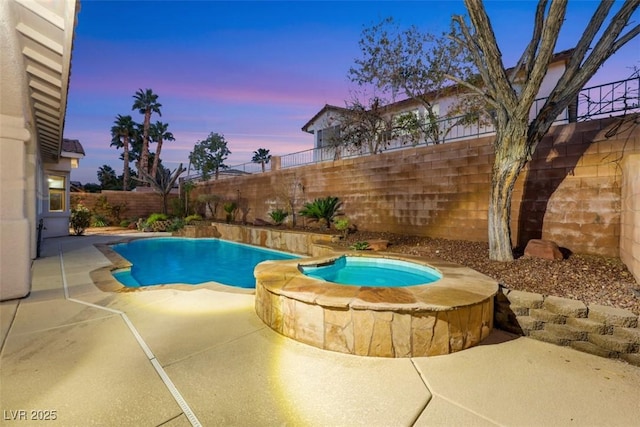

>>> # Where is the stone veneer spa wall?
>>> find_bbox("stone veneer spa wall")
[254,253,498,357]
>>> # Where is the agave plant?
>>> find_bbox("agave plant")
[299,196,342,229]
[268,208,288,225]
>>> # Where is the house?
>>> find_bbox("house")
[1,0,79,300]
[302,50,574,153]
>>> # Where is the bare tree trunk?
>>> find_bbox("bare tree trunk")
[488,123,528,261]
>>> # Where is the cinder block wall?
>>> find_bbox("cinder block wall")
[193,116,639,257]
[620,154,640,283]
[71,190,179,221]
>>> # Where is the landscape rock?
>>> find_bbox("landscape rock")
[524,239,563,260]
[367,239,389,251]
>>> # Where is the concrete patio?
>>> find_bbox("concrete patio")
[1,233,639,426]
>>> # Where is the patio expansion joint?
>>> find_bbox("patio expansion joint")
[408,358,433,426]
[58,245,203,427]
[0,301,19,354]
[410,358,501,426]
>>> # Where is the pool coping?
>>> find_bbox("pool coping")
[255,251,499,312]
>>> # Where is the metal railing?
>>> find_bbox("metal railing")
[183,76,639,182]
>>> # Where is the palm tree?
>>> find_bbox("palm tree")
[251,148,271,172]
[132,88,162,180]
[110,114,136,190]
[97,164,119,190]
[149,121,174,181]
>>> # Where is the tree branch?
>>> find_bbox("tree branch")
[463,0,519,110]
[518,0,567,114]
[563,1,613,83]
[510,0,548,82]
[612,22,640,51]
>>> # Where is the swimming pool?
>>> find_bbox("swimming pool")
[111,237,298,288]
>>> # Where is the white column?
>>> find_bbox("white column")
[0,114,32,301]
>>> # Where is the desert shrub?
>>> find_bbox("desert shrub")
[197,194,221,218]
[334,218,350,238]
[170,197,185,218]
[167,218,185,232]
[350,241,370,251]
[91,214,109,227]
[70,204,92,236]
[299,196,342,229]
[119,219,131,228]
[223,202,237,223]
[92,195,126,224]
[146,213,168,227]
[268,208,288,225]
[184,214,203,224]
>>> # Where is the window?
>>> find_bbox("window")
[318,125,341,148]
[48,175,65,212]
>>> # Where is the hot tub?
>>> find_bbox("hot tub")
[300,255,442,287]
[254,253,498,357]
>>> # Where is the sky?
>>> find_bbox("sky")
[65,0,640,184]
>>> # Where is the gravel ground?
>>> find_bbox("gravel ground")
[336,231,640,316]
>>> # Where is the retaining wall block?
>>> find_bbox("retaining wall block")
[529,330,573,346]
[613,327,640,346]
[565,317,611,335]
[588,333,635,353]
[543,295,588,318]
[570,341,618,358]
[529,308,567,324]
[620,353,640,367]
[588,304,639,327]
[509,305,530,316]
[513,315,544,334]
[505,290,544,309]
[544,323,588,341]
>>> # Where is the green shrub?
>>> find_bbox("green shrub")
[350,241,370,251]
[146,213,168,227]
[299,196,342,229]
[70,204,92,236]
[170,197,185,218]
[167,218,185,232]
[223,202,237,223]
[120,219,131,228]
[184,214,203,224]
[268,208,288,225]
[92,195,126,224]
[91,214,109,227]
[334,218,350,238]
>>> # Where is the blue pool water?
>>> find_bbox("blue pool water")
[301,256,441,287]
[111,238,298,288]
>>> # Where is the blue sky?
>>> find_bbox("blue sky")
[65,0,639,184]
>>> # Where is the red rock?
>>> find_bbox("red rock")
[524,239,563,260]
[368,239,389,251]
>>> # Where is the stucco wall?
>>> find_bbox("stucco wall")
[620,154,640,283]
[193,116,639,257]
